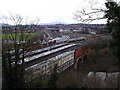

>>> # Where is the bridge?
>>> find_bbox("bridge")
[74,45,88,69]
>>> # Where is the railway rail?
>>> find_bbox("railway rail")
[24,44,76,63]
[11,43,67,59]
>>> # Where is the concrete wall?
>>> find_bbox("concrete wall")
[25,50,75,82]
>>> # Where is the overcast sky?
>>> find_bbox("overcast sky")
[0,0,109,24]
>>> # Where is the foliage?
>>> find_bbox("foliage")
[48,64,58,88]
[105,2,120,88]
[27,76,48,88]
[2,54,25,88]
[105,1,120,64]
[2,15,39,88]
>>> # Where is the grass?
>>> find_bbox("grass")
[2,32,36,40]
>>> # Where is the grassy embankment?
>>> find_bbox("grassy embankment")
[2,33,36,40]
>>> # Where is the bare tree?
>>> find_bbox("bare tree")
[73,0,107,23]
[74,0,120,23]
[2,14,39,88]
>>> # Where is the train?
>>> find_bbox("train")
[25,40,56,51]
[25,36,86,51]
[68,37,86,42]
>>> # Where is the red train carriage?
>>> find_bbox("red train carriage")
[25,40,56,51]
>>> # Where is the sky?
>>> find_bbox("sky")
[0,0,109,24]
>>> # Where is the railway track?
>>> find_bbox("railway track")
[24,44,81,68]
[24,44,76,62]
[11,43,68,59]
[11,38,87,69]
